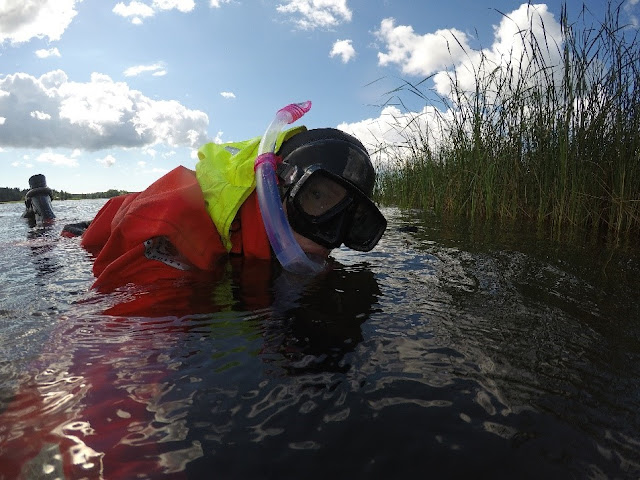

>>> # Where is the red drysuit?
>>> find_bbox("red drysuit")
[81,165,272,291]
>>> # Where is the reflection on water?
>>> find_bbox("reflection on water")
[0,201,639,479]
[26,228,62,281]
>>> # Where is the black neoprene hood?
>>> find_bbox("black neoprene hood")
[276,128,375,197]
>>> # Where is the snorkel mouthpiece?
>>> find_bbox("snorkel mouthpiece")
[255,102,326,275]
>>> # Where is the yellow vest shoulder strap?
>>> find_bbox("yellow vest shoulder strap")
[195,126,306,251]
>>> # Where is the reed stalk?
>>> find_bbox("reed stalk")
[374,2,640,245]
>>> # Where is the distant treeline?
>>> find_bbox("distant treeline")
[0,187,128,203]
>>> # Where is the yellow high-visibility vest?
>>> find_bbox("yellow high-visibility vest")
[195,126,305,251]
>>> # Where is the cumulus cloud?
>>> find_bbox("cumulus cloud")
[113,1,155,23]
[35,48,61,58]
[124,62,167,77]
[30,110,51,120]
[375,18,470,76]
[0,70,209,150]
[330,39,355,63]
[113,0,195,23]
[97,154,117,167]
[338,105,451,167]
[277,0,352,29]
[0,0,81,45]
[210,0,232,7]
[220,91,236,99]
[376,4,563,99]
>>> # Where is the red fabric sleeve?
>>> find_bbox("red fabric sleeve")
[81,167,227,287]
[80,166,272,291]
[81,194,134,252]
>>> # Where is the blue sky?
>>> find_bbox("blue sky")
[1,0,637,193]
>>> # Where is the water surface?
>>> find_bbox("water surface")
[0,200,638,479]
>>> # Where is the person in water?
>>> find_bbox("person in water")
[22,174,56,227]
[1,119,387,479]
[70,125,387,290]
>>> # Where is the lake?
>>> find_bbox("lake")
[1,199,639,479]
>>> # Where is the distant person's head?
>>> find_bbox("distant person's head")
[276,128,386,256]
[23,174,55,226]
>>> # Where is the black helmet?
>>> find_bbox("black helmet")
[276,128,386,252]
[277,128,375,195]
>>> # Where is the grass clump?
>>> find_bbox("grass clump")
[374,2,640,244]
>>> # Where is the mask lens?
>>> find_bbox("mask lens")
[296,174,349,217]
[344,201,387,251]
[288,168,386,251]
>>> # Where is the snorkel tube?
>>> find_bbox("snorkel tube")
[254,102,325,275]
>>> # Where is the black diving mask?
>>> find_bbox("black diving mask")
[285,166,387,251]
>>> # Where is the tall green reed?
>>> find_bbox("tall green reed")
[374,2,640,244]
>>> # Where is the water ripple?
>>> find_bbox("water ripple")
[1,202,639,478]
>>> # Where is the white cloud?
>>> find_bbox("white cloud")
[277,0,352,29]
[113,1,155,23]
[0,70,209,150]
[35,48,61,58]
[438,3,562,98]
[113,0,194,23]
[210,0,231,7]
[375,4,563,99]
[213,131,224,143]
[0,117,5,125]
[124,63,167,77]
[133,100,208,148]
[330,39,355,63]
[152,0,195,13]
[37,152,79,167]
[375,18,470,76]
[338,105,450,167]
[30,111,52,120]
[220,91,236,99]
[0,0,81,45]
[96,154,116,167]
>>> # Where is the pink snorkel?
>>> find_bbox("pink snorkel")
[254,101,326,275]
